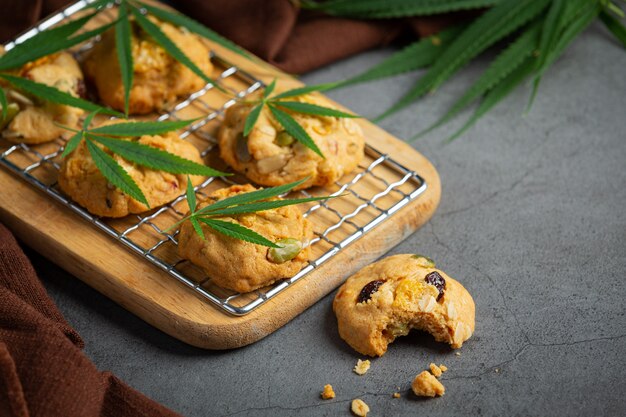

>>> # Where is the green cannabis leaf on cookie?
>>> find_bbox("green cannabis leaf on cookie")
[305,0,626,141]
[242,79,359,158]
[176,178,336,248]
[59,112,229,207]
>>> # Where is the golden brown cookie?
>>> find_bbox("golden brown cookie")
[218,93,365,190]
[333,254,475,357]
[2,52,84,144]
[84,17,212,114]
[58,130,204,217]
[177,184,313,293]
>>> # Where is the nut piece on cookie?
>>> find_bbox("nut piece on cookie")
[353,359,371,375]
[321,384,335,400]
[351,399,370,417]
[58,126,204,217]
[84,17,212,114]
[218,92,365,190]
[412,371,445,397]
[177,184,313,293]
[2,52,84,144]
[333,254,475,357]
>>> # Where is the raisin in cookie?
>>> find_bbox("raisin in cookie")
[84,17,212,114]
[177,184,313,292]
[58,129,204,217]
[218,93,365,190]
[1,52,84,144]
[333,254,475,357]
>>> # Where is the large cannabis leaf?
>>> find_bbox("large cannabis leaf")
[310,0,626,140]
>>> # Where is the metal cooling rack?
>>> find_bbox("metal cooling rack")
[0,0,428,316]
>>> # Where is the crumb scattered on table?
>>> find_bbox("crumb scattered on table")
[321,384,335,400]
[354,359,371,375]
[429,363,443,377]
[439,364,448,372]
[495,368,500,373]
[455,352,461,356]
[412,371,445,397]
[351,398,370,416]
[392,392,401,398]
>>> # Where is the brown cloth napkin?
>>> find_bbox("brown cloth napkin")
[0,222,182,417]
[0,0,461,74]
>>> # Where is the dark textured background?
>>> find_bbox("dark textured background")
[25,21,626,417]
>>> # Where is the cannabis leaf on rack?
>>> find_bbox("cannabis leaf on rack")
[107,0,256,116]
[242,80,359,158]
[59,111,229,207]
[176,178,337,247]
[305,0,626,141]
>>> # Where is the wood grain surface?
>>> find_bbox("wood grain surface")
[0,1,441,349]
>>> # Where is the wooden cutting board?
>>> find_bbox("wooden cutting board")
[0,1,441,349]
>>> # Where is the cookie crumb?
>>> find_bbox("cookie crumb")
[392,392,401,398]
[455,352,461,357]
[429,363,443,377]
[351,398,370,416]
[412,371,445,397]
[495,368,500,373]
[439,364,448,372]
[354,359,371,375]
[321,384,335,400]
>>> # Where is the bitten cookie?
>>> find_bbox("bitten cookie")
[333,254,475,357]
[84,17,212,114]
[218,93,365,190]
[1,52,84,144]
[58,130,204,217]
[177,184,313,293]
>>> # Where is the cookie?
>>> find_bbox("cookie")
[218,93,365,190]
[2,52,84,144]
[84,17,212,114]
[58,129,205,217]
[177,184,313,293]
[333,254,475,357]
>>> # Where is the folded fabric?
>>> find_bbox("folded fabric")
[0,0,464,74]
[0,223,181,417]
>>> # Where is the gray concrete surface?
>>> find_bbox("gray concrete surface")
[26,21,625,416]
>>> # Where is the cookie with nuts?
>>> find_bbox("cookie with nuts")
[84,17,212,115]
[2,52,85,144]
[218,93,365,190]
[177,184,313,293]
[58,127,204,217]
[333,254,475,357]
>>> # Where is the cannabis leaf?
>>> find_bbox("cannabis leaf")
[0,12,100,71]
[302,0,502,18]
[332,26,465,89]
[137,1,253,59]
[59,113,228,206]
[600,9,626,47]
[241,81,360,158]
[0,74,123,117]
[176,178,338,248]
[0,88,8,123]
[116,3,133,117]
[305,0,624,140]
[129,6,219,84]
[85,137,148,206]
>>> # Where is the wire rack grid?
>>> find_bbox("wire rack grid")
[0,0,428,316]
